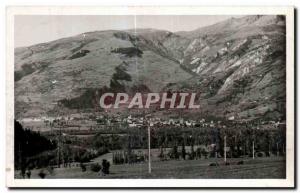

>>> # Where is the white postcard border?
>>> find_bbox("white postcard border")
[6,6,295,188]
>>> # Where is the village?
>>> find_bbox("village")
[17,112,284,135]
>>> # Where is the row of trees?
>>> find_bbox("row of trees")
[113,151,146,165]
[103,122,285,164]
[15,119,286,172]
[15,120,57,170]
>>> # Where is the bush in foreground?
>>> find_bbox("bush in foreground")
[90,163,101,172]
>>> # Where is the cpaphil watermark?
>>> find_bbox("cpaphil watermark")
[99,92,200,109]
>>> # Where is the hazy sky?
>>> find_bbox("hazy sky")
[15,15,238,48]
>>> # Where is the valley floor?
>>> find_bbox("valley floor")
[15,157,285,179]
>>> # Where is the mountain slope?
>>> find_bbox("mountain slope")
[168,15,286,120]
[14,15,286,121]
[14,30,192,118]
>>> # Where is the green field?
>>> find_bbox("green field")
[16,157,285,179]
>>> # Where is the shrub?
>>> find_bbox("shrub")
[257,152,264,157]
[47,166,54,175]
[80,163,86,172]
[38,170,46,179]
[188,152,196,160]
[111,47,143,58]
[232,151,240,158]
[209,162,219,166]
[102,159,110,175]
[90,163,101,172]
[69,49,90,60]
[201,149,209,159]
[168,146,179,159]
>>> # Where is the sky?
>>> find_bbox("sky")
[15,15,239,48]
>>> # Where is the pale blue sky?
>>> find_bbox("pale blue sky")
[15,15,240,47]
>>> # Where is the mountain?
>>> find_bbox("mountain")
[14,15,286,121]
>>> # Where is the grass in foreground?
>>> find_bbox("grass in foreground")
[15,157,286,179]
